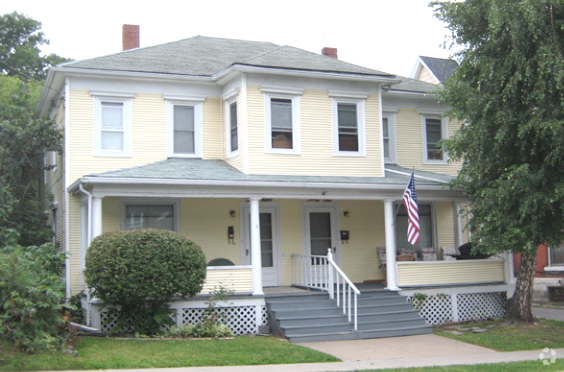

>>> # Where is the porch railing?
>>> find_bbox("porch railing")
[290,249,360,330]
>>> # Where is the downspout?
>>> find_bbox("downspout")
[77,183,92,326]
[64,77,71,300]
[78,183,93,245]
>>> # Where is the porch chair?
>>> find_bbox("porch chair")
[420,247,437,261]
[377,247,387,269]
[399,247,418,261]
[441,246,458,261]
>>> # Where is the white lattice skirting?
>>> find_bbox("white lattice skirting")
[94,299,268,335]
[406,292,506,325]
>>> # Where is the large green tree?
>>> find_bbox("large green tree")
[0,11,69,81]
[432,1,564,321]
[0,76,62,246]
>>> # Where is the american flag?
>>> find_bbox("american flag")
[402,173,420,246]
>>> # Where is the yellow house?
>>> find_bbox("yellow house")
[37,31,514,342]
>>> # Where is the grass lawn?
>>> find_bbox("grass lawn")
[434,318,564,351]
[0,335,338,371]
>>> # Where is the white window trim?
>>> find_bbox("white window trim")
[92,94,133,157]
[225,95,239,158]
[166,98,204,158]
[120,199,181,233]
[383,112,397,164]
[332,97,366,156]
[262,88,302,155]
[421,114,449,164]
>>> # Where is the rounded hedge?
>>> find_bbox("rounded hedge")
[84,229,207,334]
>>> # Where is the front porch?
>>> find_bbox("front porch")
[88,255,513,340]
[73,161,514,339]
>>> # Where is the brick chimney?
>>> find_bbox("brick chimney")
[321,47,338,59]
[122,24,140,51]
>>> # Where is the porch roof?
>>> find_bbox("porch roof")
[77,158,453,186]
[69,159,466,202]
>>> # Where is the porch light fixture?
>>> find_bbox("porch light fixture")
[344,211,350,217]
[230,210,236,217]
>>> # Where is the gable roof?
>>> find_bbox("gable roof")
[411,56,458,84]
[61,35,393,79]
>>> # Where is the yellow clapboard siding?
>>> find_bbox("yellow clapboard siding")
[202,267,252,293]
[395,108,462,176]
[67,91,223,184]
[68,198,81,296]
[436,201,455,248]
[246,87,383,177]
[397,260,505,287]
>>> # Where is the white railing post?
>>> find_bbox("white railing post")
[327,249,334,299]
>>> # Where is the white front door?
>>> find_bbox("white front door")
[241,204,281,287]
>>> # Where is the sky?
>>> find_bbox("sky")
[1,0,456,77]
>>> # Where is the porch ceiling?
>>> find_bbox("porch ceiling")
[68,159,468,202]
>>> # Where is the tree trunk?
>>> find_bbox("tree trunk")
[506,250,537,322]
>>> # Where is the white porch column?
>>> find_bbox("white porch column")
[250,197,263,296]
[384,200,400,291]
[91,196,103,239]
[453,202,464,248]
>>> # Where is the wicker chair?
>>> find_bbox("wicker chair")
[399,247,418,261]
[420,247,437,261]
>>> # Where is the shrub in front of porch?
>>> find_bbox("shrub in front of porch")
[84,229,206,335]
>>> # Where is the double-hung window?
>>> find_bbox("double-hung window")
[122,201,179,232]
[262,86,302,153]
[422,115,448,163]
[549,245,564,267]
[224,93,239,156]
[382,112,396,163]
[395,203,434,253]
[331,93,366,156]
[229,102,238,153]
[92,92,133,156]
[165,95,204,158]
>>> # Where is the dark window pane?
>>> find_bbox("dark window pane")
[338,103,358,151]
[230,102,238,152]
[174,106,195,154]
[271,98,293,149]
[426,118,443,160]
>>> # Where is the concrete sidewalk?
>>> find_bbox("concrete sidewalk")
[46,334,564,372]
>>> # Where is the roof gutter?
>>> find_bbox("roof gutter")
[67,175,449,194]
[385,167,450,184]
[215,64,402,85]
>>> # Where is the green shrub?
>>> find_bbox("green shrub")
[0,243,67,353]
[84,229,207,335]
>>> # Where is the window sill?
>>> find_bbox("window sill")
[544,266,564,272]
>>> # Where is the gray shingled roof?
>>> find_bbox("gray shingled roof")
[420,56,459,83]
[62,35,393,78]
[389,75,441,94]
[85,158,454,187]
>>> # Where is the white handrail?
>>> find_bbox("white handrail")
[327,249,360,330]
[289,250,361,331]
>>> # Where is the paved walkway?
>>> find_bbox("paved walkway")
[45,334,564,372]
[533,305,564,321]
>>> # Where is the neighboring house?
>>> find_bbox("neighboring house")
[38,26,514,339]
[411,56,458,84]
[515,245,564,303]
